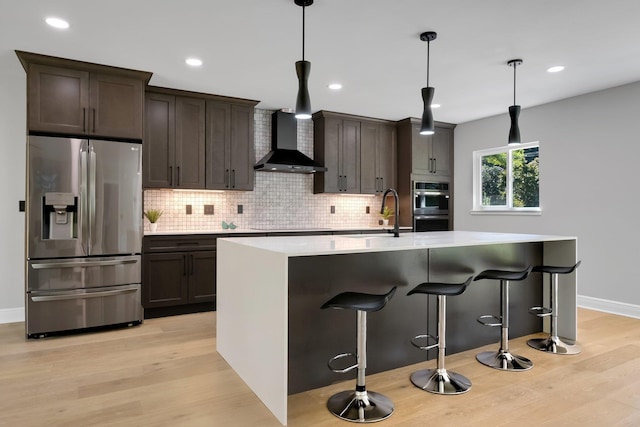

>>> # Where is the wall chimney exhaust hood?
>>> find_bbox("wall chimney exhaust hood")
[254,111,327,173]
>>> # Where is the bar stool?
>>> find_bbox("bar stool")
[527,261,582,355]
[474,266,533,371]
[407,276,474,395]
[321,286,397,423]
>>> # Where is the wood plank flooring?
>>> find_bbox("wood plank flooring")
[0,308,638,426]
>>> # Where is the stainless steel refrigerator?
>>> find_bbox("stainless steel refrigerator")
[26,135,143,338]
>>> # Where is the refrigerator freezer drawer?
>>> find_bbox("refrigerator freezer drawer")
[27,255,140,292]
[26,284,143,337]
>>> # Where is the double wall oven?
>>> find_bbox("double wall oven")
[413,181,450,232]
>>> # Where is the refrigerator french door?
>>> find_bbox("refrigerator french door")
[26,136,143,337]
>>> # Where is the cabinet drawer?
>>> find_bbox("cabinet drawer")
[143,235,218,253]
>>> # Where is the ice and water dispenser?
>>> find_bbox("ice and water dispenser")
[42,192,78,240]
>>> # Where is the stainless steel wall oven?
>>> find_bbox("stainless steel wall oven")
[413,181,450,232]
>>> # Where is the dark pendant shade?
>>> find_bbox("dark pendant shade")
[508,105,521,145]
[295,60,312,119]
[420,86,435,135]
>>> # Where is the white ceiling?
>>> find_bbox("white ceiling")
[4,0,640,124]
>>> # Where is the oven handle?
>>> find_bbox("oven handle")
[30,286,139,302]
[413,191,450,196]
[414,215,449,220]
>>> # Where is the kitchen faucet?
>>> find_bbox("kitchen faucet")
[381,188,400,237]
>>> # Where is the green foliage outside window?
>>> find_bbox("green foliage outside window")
[480,145,539,208]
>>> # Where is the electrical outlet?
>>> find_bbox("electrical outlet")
[204,205,214,215]
[186,204,192,215]
[330,205,335,214]
[237,204,243,214]
[366,206,370,214]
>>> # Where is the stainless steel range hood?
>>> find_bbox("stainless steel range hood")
[254,111,327,173]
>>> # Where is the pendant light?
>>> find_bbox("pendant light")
[419,31,437,135]
[507,59,523,145]
[294,0,313,119]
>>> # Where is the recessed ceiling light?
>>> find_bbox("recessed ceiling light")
[547,65,565,73]
[431,103,441,109]
[328,83,342,90]
[45,17,69,29]
[185,58,203,67]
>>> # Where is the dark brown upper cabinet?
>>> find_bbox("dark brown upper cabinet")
[313,111,361,194]
[205,100,256,191]
[398,118,454,178]
[360,120,397,194]
[143,87,257,191]
[16,51,151,140]
[143,91,206,189]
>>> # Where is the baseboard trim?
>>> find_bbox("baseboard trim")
[0,307,25,325]
[577,295,640,319]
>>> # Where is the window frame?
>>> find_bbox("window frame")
[472,141,541,214]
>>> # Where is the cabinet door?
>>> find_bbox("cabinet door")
[342,120,361,193]
[205,100,231,189]
[90,72,144,140]
[144,93,175,188]
[175,97,206,189]
[143,252,189,308]
[189,251,217,303]
[431,126,452,177]
[321,118,343,193]
[378,123,397,191]
[27,64,89,135]
[411,123,432,175]
[360,121,379,195]
[228,104,255,190]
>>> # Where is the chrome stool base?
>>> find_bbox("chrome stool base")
[410,368,471,395]
[527,336,581,355]
[476,349,533,371]
[327,390,394,423]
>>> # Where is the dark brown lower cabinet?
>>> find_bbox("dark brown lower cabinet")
[142,235,217,318]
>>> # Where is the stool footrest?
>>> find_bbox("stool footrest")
[410,334,438,351]
[327,352,358,374]
[528,306,553,317]
[477,314,502,327]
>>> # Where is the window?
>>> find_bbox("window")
[473,142,540,212]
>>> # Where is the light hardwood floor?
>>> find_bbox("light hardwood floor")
[1,308,638,427]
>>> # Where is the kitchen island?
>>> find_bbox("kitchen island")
[216,231,578,425]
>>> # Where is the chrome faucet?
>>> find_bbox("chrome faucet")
[380,188,400,237]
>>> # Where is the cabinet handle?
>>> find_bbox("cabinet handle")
[177,166,180,187]
[183,254,188,276]
[231,169,236,189]
[82,108,86,132]
[379,177,383,192]
[92,108,96,133]
[169,166,173,186]
[190,254,194,275]
[225,169,230,188]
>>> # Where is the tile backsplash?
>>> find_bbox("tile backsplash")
[144,109,384,232]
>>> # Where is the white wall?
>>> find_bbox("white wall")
[0,50,27,322]
[454,81,640,316]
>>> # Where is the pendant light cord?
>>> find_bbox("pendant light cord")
[426,40,430,87]
[513,62,517,105]
[302,5,306,61]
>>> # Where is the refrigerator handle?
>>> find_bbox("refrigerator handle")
[80,145,90,256]
[89,146,97,255]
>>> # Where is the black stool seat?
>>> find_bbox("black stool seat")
[474,266,532,282]
[321,287,396,312]
[408,277,472,297]
[532,260,581,275]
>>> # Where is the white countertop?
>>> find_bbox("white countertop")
[217,230,576,256]
[145,226,412,236]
